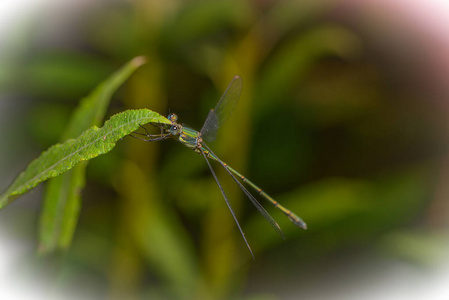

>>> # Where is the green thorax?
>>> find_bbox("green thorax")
[178,126,201,150]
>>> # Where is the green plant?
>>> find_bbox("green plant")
[1,57,170,254]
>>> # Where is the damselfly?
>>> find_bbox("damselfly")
[133,76,306,259]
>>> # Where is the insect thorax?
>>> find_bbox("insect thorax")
[179,126,201,150]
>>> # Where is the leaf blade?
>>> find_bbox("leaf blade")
[39,56,147,254]
[0,109,169,209]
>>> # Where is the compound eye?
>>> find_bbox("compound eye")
[170,125,181,135]
[167,113,178,123]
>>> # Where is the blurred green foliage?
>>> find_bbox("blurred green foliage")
[0,0,446,299]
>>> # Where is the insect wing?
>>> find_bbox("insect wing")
[200,75,242,142]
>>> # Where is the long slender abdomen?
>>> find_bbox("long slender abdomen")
[207,153,307,230]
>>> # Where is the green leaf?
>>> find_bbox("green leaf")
[63,56,148,140]
[0,109,170,210]
[38,56,147,254]
[39,162,87,254]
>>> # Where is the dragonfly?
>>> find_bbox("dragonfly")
[133,75,307,259]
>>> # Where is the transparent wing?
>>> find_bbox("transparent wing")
[200,75,242,142]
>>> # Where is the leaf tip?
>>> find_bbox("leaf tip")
[132,56,148,67]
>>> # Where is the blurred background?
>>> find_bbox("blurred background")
[1,0,449,299]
